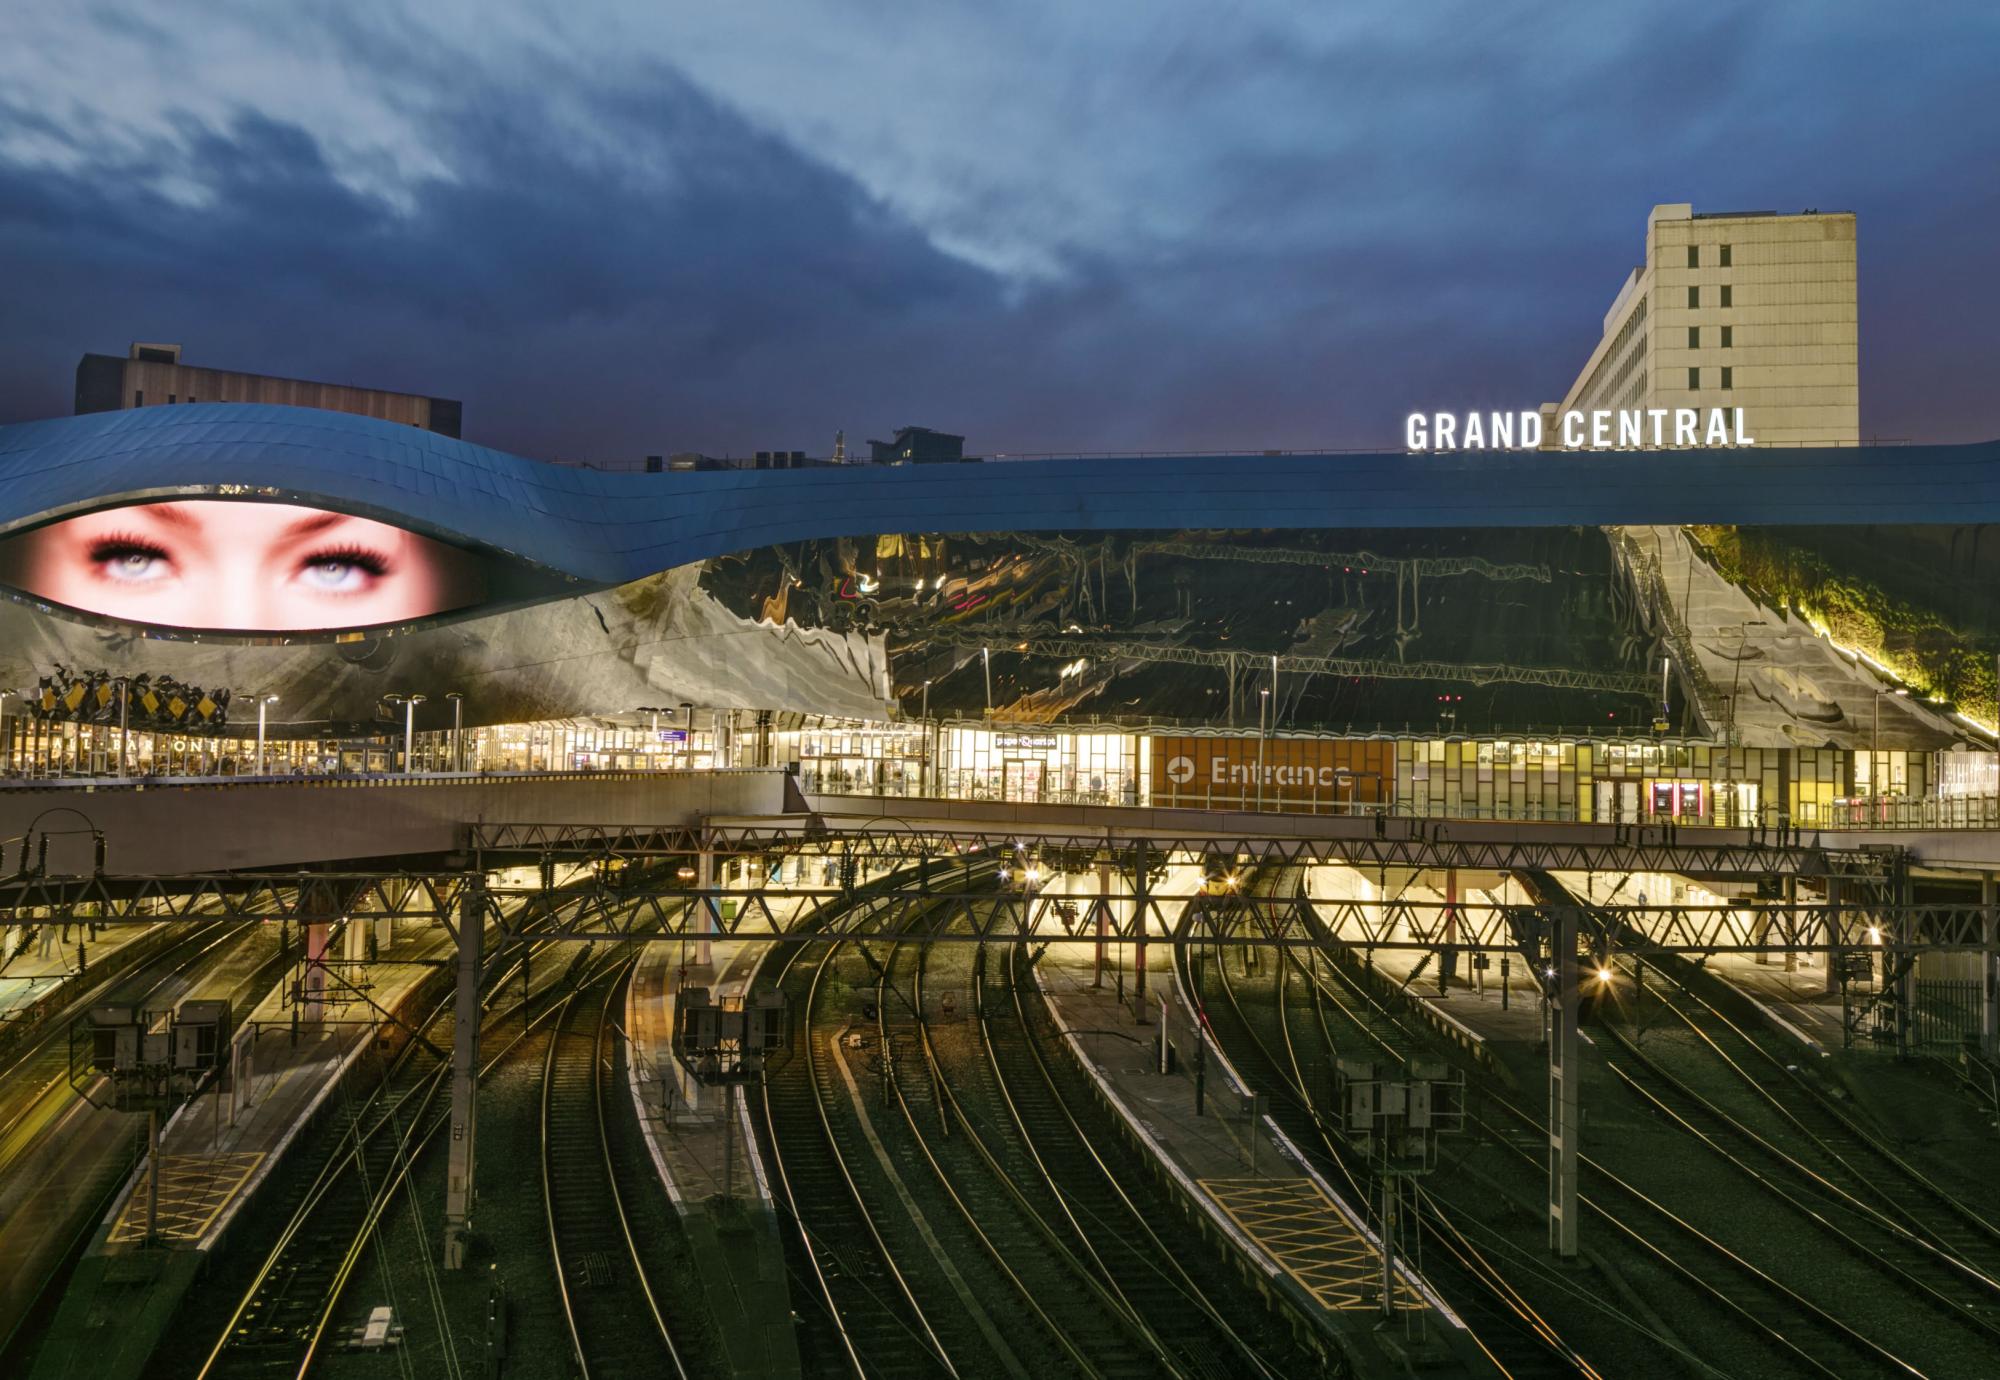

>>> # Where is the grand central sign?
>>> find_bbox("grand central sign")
[1405,407,1753,452]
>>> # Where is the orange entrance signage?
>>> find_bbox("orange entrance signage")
[1149,737,1391,810]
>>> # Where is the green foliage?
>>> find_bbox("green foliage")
[1690,525,1999,728]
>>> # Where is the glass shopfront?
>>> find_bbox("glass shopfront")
[939,726,1133,803]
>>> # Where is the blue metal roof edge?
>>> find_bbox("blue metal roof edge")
[0,404,1994,584]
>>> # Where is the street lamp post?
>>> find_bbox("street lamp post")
[255,695,278,776]
[681,702,695,768]
[920,679,932,797]
[1872,686,1909,795]
[1258,688,1270,810]
[981,646,992,716]
[385,694,427,774]
[406,694,426,773]
[446,692,464,772]
[1725,620,1767,748]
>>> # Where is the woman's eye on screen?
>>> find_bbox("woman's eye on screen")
[294,548,390,593]
[88,538,174,584]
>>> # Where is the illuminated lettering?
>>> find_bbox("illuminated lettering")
[1405,406,1748,452]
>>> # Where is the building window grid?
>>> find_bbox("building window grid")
[1688,367,1700,390]
[1688,326,1699,349]
[1719,285,1732,308]
[1687,286,1700,308]
[1721,366,1733,390]
[1573,295,1648,412]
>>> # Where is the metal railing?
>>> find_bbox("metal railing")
[0,765,778,793]
[4,750,1997,837]
[1806,795,2000,832]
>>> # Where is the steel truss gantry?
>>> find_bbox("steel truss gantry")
[469,819,1853,881]
[922,627,1656,696]
[0,827,1977,1280]
[0,868,1978,957]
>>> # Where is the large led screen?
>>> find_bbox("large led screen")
[0,500,488,632]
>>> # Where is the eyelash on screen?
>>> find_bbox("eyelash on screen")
[301,546,392,577]
[86,534,171,563]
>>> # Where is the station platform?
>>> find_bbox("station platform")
[1033,938,1494,1377]
[0,921,160,1039]
[24,920,450,1380]
[1302,864,1550,1048]
[1544,867,1850,1044]
[626,914,802,1380]
[0,918,288,1357]
[1699,951,1847,1047]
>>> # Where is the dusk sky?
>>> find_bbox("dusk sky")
[2,2,1996,463]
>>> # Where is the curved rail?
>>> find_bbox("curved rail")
[1278,879,1929,1378]
[754,893,957,1378]
[1182,868,1591,1378]
[1596,1016,2000,1346]
[890,923,1159,1379]
[988,941,1303,1379]
[195,929,606,1380]
[0,916,249,1360]
[542,957,687,1379]
[1650,962,2000,1266]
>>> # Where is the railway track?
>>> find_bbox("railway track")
[982,940,1322,1377]
[1277,870,1936,1378]
[193,926,603,1379]
[1595,1017,2000,1358]
[1521,868,2000,1366]
[754,894,958,1379]
[1180,877,1592,1380]
[1642,961,2000,1282]
[541,957,688,1379]
[0,916,246,1172]
[890,920,1172,1379]
[0,914,275,1362]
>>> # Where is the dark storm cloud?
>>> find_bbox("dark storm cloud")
[0,4,1996,457]
[0,75,1018,462]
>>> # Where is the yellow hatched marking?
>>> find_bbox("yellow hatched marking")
[109,1152,264,1243]
[1201,1177,1423,1312]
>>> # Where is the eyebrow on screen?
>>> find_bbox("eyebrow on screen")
[279,511,354,539]
[135,503,200,530]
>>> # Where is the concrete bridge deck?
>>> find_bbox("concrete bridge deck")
[0,769,1994,880]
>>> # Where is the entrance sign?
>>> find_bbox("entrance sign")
[1149,736,1393,811]
[1405,408,1753,452]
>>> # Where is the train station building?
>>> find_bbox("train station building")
[2,210,1998,1379]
